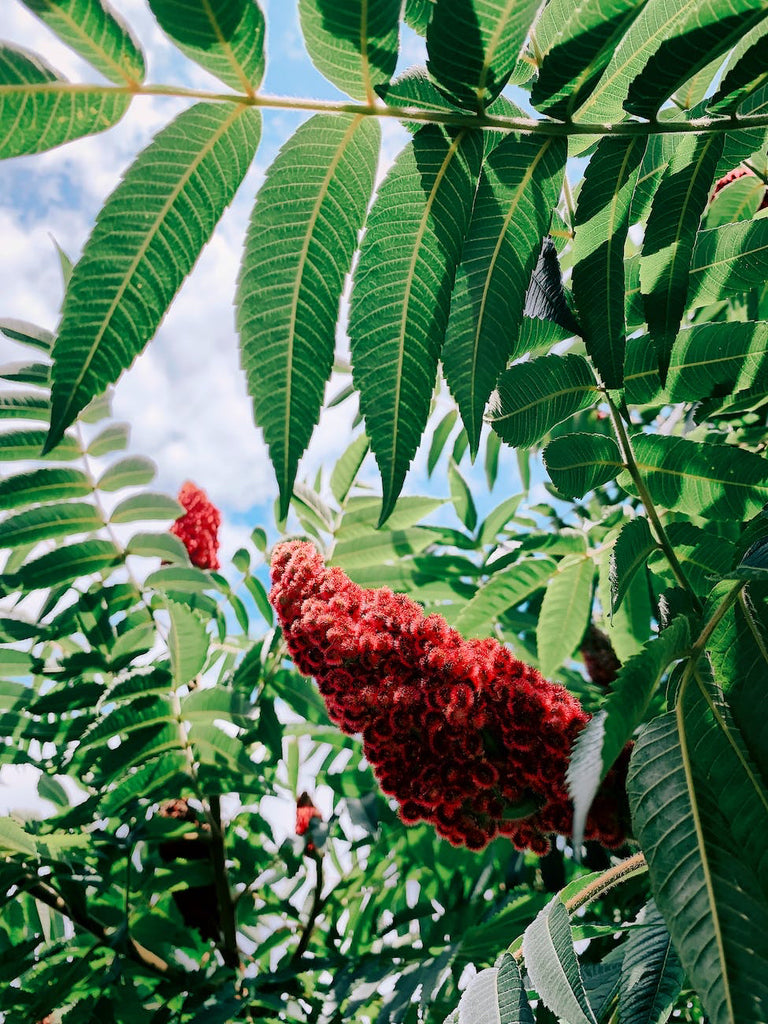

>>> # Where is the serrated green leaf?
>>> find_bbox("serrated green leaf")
[706,173,765,228]
[97,455,156,491]
[109,492,183,524]
[531,0,649,119]
[537,555,595,678]
[426,0,542,111]
[377,65,464,130]
[349,125,483,524]
[149,0,265,91]
[0,392,50,421]
[489,354,599,450]
[568,618,689,848]
[628,689,768,1024]
[666,321,768,402]
[443,134,566,454]
[708,20,768,114]
[0,502,102,548]
[22,0,145,83]
[298,0,401,101]
[237,114,378,519]
[167,599,208,685]
[331,526,440,571]
[14,538,120,590]
[330,433,369,506]
[620,434,768,520]
[0,45,131,159]
[0,361,51,387]
[100,752,187,815]
[523,897,598,1024]
[244,574,273,625]
[0,468,90,513]
[454,556,556,639]
[87,422,129,457]
[0,428,79,462]
[477,493,523,546]
[686,218,768,309]
[618,901,684,1024]
[448,460,477,531]
[640,133,723,376]
[46,102,261,449]
[0,318,54,352]
[0,818,89,862]
[609,516,656,614]
[572,136,646,387]
[428,409,458,476]
[544,433,623,500]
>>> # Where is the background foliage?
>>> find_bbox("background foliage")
[2,0,768,1022]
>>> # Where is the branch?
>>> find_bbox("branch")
[207,793,240,970]
[289,853,326,967]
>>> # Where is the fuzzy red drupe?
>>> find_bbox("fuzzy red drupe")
[170,482,222,570]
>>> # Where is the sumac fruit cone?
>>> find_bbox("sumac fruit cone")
[580,624,621,689]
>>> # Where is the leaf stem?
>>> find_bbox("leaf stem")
[290,852,326,966]
[208,793,240,969]
[29,80,768,138]
[605,396,701,610]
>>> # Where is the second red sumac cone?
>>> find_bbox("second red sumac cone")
[269,541,630,854]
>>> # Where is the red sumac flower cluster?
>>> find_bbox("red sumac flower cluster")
[270,542,630,854]
[170,482,221,570]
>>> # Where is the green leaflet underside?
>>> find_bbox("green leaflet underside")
[299,0,401,101]
[349,124,484,525]
[0,45,130,159]
[237,114,379,519]
[46,102,262,451]
[426,0,543,111]
[442,133,566,455]
[148,0,266,92]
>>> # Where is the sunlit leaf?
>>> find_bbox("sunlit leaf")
[237,114,378,518]
[618,901,684,1024]
[349,125,483,524]
[96,455,155,491]
[454,557,556,639]
[488,354,599,450]
[0,502,102,548]
[0,45,131,159]
[666,321,768,402]
[109,492,183,524]
[544,433,623,499]
[46,102,262,449]
[22,0,145,83]
[537,555,594,678]
[14,539,120,590]
[167,599,209,685]
[149,0,265,91]
[443,134,566,454]
[299,0,401,101]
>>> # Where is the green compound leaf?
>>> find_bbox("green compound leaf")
[488,354,599,450]
[349,126,483,525]
[442,134,566,456]
[618,901,684,1024]
[531,0,649,119]
[543,433,623,499]
[571,135,646,388]
[523,896,598,1024]
[537,554,595,679]
[640,132,723,377]
[609,516,656,613]
[0,468,90,512]
[299,0,401,101]
[451,955,534,1024]
[167,599,209,686]
[628,677,768,1024]
[0,45,131,159]
[667,321,768,402]
[568,617,689,849]
[14,539,121,591]
[426,0,543,111]
[454,556,556,639]
[21,0,145,83]
[148,0,265,92]
[0,502,103,549]
[46,102,261,451]
[620,433,768,521]
[237,114,378,520]
[708,20,768,114]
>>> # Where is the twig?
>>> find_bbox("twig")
[290,854,326,966]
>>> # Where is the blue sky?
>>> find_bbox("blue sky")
[0,0,528,566]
